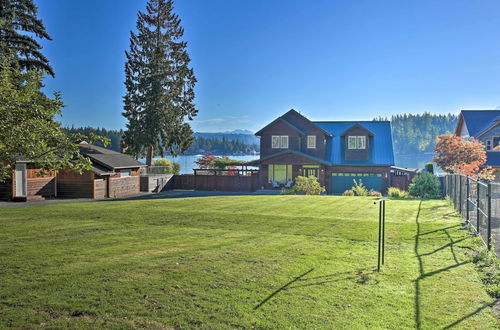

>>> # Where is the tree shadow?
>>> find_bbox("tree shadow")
[414,200,474,329]
[253,268,372,310]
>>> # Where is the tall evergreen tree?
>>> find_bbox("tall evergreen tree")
[122,0,198,165]
[0,0,54,76]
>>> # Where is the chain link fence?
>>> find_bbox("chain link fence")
[443,174,500,254]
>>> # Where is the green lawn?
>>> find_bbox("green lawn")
[0,196,498,329]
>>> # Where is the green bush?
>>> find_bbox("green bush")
[151,158,180,175]
[425,162,434,174]
[342,189,355,196]
[408,172,441,198]
[352,179,369,196]
[387,187,409,198]
[290,176,326,195]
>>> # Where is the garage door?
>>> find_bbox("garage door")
[331,173,382,194]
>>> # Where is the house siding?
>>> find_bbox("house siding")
[342,126,371,161]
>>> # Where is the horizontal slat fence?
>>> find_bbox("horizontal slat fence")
[171,173,259,192]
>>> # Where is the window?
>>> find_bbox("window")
[493,137,500,150]
[268,164,293,183]
[271,135,289,148]
[272,136,280,148]
[347,136,366,149]
[307,135,316,148]
[487,140,492,151]
[281,136,289,148]
[120,169,132,177]
[357,136,366,149]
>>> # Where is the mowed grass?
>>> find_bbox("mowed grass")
[0,196,498,329]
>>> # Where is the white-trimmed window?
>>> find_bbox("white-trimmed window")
[307,135,316,148]
[272,136,280,148]
[271,135,289,148]
[120,169,132,177]
[348,136,366,149]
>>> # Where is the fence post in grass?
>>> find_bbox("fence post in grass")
[382,199,386,265]
[477,181,481,233]
[374,198,388,272]
[466,177,470,225]
[487,182,492,251]
[459,175,462,214]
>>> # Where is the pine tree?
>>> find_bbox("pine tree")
[122,0,197,165]
[0,0,54,76]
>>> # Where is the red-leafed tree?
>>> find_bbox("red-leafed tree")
[195,153,218,169]
[433,134,495,180]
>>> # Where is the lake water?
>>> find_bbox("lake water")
[155,154,260,174]
[144,153,435,175]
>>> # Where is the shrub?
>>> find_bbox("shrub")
[352,179,369,196]
[387,187,409,198]
[342,189,355,196]
[369,190,382,197]
[291,176,326,195]
[425,162,434,174]
[408,172,441,198]
[171,162,180,175]
[151,158,180,174]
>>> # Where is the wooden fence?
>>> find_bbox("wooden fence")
[172,170,259,192]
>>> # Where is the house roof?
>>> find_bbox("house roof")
[252,149,332,166]
[458,110,500,137]
[313,121,395,165]
[78,142,145,170]
[254,117,306,136]
[255,109,333,137]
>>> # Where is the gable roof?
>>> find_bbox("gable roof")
[78,142,144,170]
[255,109,332,137]
[254,117,305,136]
[457,110,500,137]
[252,149,332,166]
[313,121,395,165]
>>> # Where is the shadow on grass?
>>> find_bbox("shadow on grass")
[414,200,474,329]
[253,268,371,310]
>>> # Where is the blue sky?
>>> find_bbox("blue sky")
[37,0,500,132]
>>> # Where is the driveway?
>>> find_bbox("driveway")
[0,190,281,208]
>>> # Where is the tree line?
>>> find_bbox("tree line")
[375,113,458,155]
[64,126,259,155]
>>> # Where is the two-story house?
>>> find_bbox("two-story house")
[254,109,395,194]
[455,109,500,180]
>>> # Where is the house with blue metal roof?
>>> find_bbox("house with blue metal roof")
[455,110,500,178]
[254,109,396,194]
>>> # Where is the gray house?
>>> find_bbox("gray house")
[455,110,500,180]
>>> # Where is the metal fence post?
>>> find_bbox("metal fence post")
[459,175,462,214]
[382,200,385,265]
[477,181,481,233]
[466,177,470,224]
[487,182,492,251]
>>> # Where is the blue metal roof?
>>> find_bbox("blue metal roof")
[461,110,500,137]
[313,121,395,166]
[486,152,500,167]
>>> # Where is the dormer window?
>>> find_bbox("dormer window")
[348,136,366,149]
[307,135,316,148]
[272,135,289,148]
